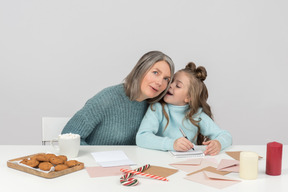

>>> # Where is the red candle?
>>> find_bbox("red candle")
[266,141,282,175]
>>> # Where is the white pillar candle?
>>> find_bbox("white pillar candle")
[239,151,258,180]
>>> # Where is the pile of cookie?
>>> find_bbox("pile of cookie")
[20,153,80,171]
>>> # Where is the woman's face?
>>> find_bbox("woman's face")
[137,60,171,101]
[164,71,190,106]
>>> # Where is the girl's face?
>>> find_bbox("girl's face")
[164,71,190,106]
[137,60,171,102]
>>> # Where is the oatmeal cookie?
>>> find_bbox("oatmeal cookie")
[54,164,69,171]
[39,162,53,171]
[49,157,64,165]
[65,160,79,168]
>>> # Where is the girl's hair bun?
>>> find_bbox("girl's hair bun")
[185,62,197,71]
[185,62,207,81]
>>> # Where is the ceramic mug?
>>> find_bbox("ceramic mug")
[51,133,80,158]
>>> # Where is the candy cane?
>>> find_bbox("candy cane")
[120,164,150,186]
[120,168,168,181]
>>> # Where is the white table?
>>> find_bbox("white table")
[0,145,287,192]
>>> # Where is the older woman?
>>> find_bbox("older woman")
[62,51,175,145]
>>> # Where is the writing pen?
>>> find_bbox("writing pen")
[179,127,194,150]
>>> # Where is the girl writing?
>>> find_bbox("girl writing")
[136,62,232,155]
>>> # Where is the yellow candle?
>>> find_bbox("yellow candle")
[239,151,258,180]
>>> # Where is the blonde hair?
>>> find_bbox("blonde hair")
[124,51,175,104]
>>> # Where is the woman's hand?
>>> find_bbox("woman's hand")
[173,137,194,151]
[203,140,221,155]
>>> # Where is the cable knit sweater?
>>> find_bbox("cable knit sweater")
[136,103,232,151]
[62,84,148,145]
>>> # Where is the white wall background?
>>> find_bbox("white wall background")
[1,0,287,145]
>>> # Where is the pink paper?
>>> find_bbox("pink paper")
[185,171,241,189]
[217,159,239,172]
[170,158,217,173]
[86,166,131,177]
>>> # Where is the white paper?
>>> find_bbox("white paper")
[170,148,205,158]
[91,150,136,167]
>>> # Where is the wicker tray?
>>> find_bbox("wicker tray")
[7,153,84,179]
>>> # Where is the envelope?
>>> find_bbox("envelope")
[170,158,217,173]
[225,151,241,160]
[226,151,262,161]
[185,171,241,189]
[187,166,230,176]
[142,165,178,178]
[170,158,203,165]
[217,159,239,172]
[85,165,131,177]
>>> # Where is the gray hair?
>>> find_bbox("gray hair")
[124,51,175,104]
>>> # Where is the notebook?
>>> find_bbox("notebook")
[170,149,205,158]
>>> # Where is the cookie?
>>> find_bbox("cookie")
[49,157,64,165]
[21,159,39,168]
[39,162,53,171]
[54,164,69,171]
[45,153,57,160]
[20,158,29,164]
[57,155,68,162]
[65,160,79,168]
[34,154,50,162]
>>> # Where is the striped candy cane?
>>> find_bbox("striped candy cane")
[120,168,168,181]
[120,164,150,186]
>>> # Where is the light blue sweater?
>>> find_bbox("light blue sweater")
[62,84,148,145]
[136,103,232,151]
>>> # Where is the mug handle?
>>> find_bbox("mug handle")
[51,139,60,153]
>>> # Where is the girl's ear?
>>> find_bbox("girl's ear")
[184,97,190,103]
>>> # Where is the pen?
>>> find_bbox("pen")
[179,127,194,150]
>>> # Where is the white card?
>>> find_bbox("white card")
[91,150,136,167]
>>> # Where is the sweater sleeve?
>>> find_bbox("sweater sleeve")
[62,95,104,145]
[136,104,175,151]
[198,113,232,150]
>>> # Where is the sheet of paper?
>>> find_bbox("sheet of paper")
[185,171,241,189]
[86,165,131,177]
[91,150,136,167]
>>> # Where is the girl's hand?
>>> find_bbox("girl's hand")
[173,137,194,151]
[203,140,221,155]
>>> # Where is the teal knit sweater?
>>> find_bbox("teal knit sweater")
[62,84,148,145]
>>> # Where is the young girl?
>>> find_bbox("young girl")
[136,62,232,155]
